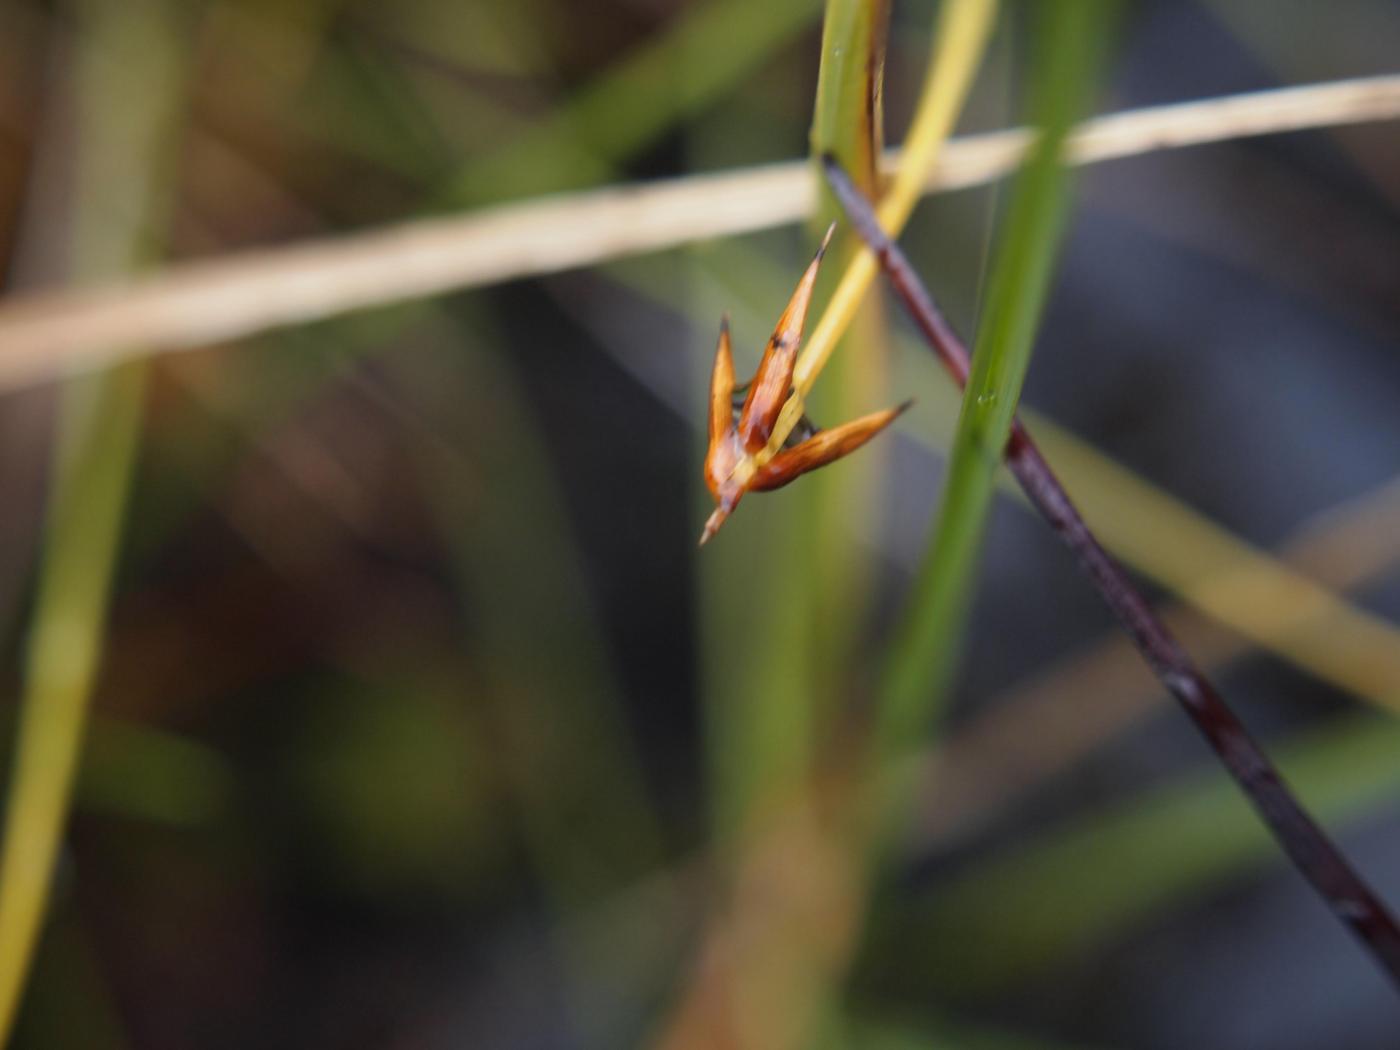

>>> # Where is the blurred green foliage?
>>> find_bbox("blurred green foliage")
[0,0,1396,1046]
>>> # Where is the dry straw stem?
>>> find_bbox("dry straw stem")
[1,75,1398,387]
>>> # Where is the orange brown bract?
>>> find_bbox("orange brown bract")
[699,223,910,545]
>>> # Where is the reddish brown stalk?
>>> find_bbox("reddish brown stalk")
[822,154,1400,988]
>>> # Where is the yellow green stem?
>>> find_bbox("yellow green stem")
[0,0,181,1036]
[762,0,1000,462]
[0,366,147,1038]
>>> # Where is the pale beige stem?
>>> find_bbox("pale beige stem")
[1,75,1399,389]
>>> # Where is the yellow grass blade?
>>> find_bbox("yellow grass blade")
[0,0,182,1036]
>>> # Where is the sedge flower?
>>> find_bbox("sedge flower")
[700,224,910,545]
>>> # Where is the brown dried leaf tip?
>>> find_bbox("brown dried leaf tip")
[699,223,910,545]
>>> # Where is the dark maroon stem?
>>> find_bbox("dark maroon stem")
[822,154,1400,987]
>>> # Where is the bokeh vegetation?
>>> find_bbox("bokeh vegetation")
[0,0,1398,1047]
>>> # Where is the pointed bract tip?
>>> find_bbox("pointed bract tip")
[895,397,915,416]
[698,505,730,547]
[817,221,837,257]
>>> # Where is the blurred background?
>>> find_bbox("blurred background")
[0,0,1399,1047]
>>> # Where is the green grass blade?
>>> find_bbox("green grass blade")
[812,0,889,191]
[0,0,185,1035]
[804,0,893,712]
[0,366,146,1039]
[701,0,894,838]
[876,3,1112,755]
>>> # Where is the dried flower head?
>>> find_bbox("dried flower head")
[700,224,910,545]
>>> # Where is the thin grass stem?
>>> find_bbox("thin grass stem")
[0,0,186,1035]
[3,76,1399,386]
[824,151,1400,990]
[872,2,1106,751]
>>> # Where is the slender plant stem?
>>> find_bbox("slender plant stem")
[0,0,182,1030]
[875,0,1104,747]
[2,75,1398,387]
[823,155,1400,987]
[761,0,998,457]
[803,0,894,754]
[653,7,995,1047]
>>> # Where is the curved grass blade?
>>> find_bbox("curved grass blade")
[873,1,1107,751]
[0,0,184,1036]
